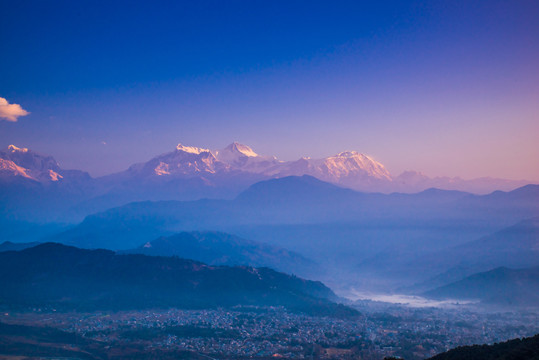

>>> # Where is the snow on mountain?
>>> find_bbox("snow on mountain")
[0,145,64,182]
[122,141,278,179]
[175,143,210,154]
[215,142,258,160]
[118,142,390,191]
[112,142,531,194]
[0,145,89,183]
[308,151,391,181]
[0,158,35,180]
[213,142,258,166]
[213,142,282,173]
[2,142,531,194]
[263,150,392,191]
[124,143,229,178]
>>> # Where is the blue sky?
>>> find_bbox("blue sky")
[1,0,538,180]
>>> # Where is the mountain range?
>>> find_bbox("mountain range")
[47,175,539,292]
[1,143,538,297]
[52,176,539,248]
[0,142,532,223]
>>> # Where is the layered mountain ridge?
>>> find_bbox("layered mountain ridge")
[423,265,539,307]
[0,141,535,226]
[1,142,529,194]
[125,231,317,277]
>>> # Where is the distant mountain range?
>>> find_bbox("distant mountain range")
[45,176,539,292]
[0,242,356,317]
[0,142,533,223]
[0,240,40,252]
[405,217,539,291]
[456,217,539,270]
[2,144,538,295]
[125,231,317,277]
[423,266,539,308]
[52,176,539,249]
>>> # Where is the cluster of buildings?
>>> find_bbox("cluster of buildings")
[3,305,538,359]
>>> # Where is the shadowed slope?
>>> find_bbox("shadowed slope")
[0,243,357,317]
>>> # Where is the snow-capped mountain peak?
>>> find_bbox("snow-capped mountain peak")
[332,151,381,165]
[321,151,392,181]
[213,142,283,173]
[176,143,211,154]
[0,158,35,180]
[1,145,60,173]
[214,142,260,164]
[129,142,395,191]
[334,150,360,158]
[0,145,87,182]
[6,144,29,153]
[124,143,225,178]
[226,142,258,158]
[2,142,530,194]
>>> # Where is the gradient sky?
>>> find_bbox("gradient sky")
[1,0,538,180]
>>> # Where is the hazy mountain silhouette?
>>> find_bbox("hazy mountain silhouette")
[58,177,539,246]
[408,217,539,288]
[0,240,40,252]
[423,266,539,308]
[49,177,539,290]
[125,231,317,277]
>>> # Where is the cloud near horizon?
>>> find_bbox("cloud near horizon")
[0,97,30,122]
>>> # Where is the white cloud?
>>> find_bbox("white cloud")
[0,97,30,122]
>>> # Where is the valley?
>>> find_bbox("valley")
[2,303,537,359]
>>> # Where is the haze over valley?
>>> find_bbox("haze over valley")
[1,142,538,301]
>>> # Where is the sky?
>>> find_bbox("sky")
[1,0,538,180]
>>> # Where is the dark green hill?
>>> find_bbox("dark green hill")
[428,333,539,360]
[0,243,356,317]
